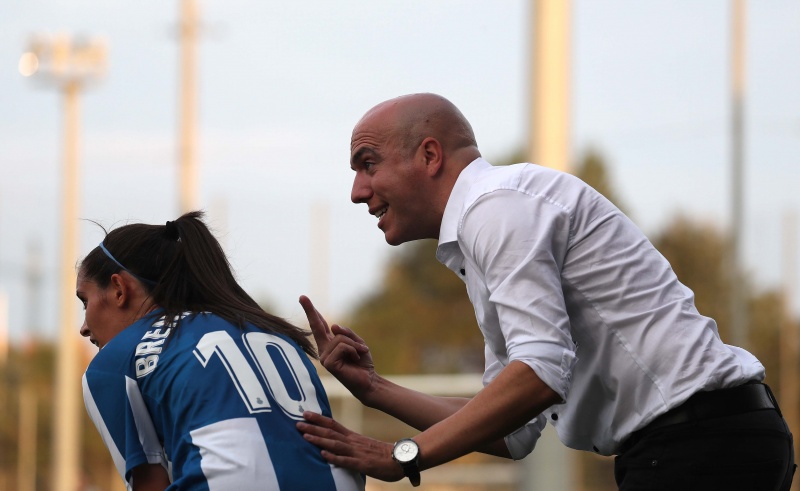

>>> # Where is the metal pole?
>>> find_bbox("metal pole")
[51,80,82,491]
[25,239,44,342]
[524,1,578,489]
[528,0,571,172]
[780,211,799,490]
[178,0,199,213]
[18,387,37,491]
[310,201,330,317]
[729,0,748,348]
[21,32,105,491]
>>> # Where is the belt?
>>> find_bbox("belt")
[619,382,779,454]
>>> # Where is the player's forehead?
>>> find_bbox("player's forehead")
[76,275,102,299]
[76,273,94,290]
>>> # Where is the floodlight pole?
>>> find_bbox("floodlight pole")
[17,387,37,491]
[178,0,200,213]
[20,33,106,491]
[780,212,799,491]
[524,1,577,490]
[310,201,331,317]
[528,0,570,172]
[53,79,83,491]
[729,0,747,348]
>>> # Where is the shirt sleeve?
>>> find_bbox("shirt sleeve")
[461,189,578,402]
[483,345,547,459]
[83,368,168,484]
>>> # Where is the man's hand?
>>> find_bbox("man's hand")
[299,295,377,401]
[298,411,404,483]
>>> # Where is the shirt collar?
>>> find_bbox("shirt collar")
[436,157,491,270]
[438,157,491,244]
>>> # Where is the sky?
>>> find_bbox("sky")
[1,0,799,344]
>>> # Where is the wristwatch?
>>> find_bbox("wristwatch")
[392,438,421,487]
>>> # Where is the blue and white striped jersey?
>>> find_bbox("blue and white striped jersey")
[82,311,364,491]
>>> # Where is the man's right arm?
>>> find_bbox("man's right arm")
[299,360,558,479]
[299,295,513,457]
[361,374,512,457]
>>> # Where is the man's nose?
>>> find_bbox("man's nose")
[351,173,372,203]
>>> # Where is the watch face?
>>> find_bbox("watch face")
[393,440,419,463]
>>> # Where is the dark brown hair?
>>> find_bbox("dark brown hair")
[79,211,315,357]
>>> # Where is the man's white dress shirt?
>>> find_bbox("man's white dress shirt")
[436,158,764,456]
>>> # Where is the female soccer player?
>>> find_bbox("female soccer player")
[79,211,364,491]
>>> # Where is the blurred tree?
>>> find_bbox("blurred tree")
[573,147,628,215]
[0,344,121,490]
[346,239,483,374]
[747,290,783,389]
[492,147,528,168]
[0,344,57,490]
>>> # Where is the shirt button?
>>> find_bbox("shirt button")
[550,413,558,421]
[459,268,466,276]
[593,446,599,453]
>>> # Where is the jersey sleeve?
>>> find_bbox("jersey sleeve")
[83,369,168,484]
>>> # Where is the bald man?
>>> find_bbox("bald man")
[297,94,795,490]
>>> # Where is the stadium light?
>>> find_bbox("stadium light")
[20,32,106,491]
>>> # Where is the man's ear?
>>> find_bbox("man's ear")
[109,273,130,308]
[419,137,444,176]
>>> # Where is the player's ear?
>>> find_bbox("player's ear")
[109,273,130,308]
[419,137,443,176]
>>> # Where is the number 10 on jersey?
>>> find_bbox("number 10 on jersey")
[193,330,322,420]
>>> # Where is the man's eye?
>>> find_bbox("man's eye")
[364,162,375,171]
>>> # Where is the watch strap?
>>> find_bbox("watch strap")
[402,463,420,487]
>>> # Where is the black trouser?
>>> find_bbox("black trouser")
[615,385,796,490]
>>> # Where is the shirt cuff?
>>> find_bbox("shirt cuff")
[504,414,547,460]
[509,344,577,402]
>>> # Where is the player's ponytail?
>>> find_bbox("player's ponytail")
[78,211,315,357]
